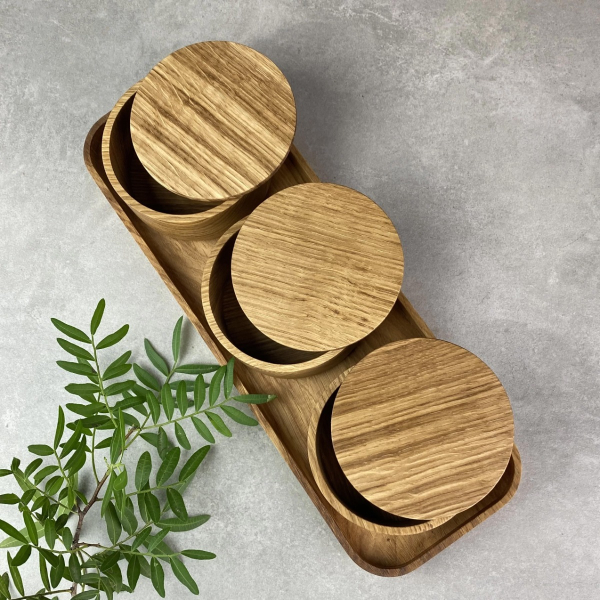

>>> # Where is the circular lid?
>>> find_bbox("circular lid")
[130,41,297,203]
[230,183,404,352]
[331,338,514,520]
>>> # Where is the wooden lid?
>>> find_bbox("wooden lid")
[330,338,514,520]
[130,41,296,203]
[230,183,404,352]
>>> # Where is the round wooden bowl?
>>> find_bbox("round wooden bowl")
[130,41,297,205]
[331,339,515,521]
[102,84,270,239]
[307,373,451,535]
[201,220,351,378]
[230,183,404,353]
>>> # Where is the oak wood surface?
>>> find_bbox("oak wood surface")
[307,372,452,535]
[131,41,296,203]
[201,219,351,377]
[231,183,404,352]
[331,338,515,520]
[85,114,520,576]
[103,84,268,239]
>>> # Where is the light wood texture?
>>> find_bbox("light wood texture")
[85,115,521,576]
[201,219,351,377]
[307,372,452,535]
[103,84,268,239]
[231,183,404,352]
[131,41,296,203]
[331,339,515,521]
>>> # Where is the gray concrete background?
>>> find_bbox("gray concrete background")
[1,0,598,598]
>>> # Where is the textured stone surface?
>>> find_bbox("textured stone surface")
[0,1,598,598]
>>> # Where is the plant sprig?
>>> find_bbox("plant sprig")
[0,301,275,599]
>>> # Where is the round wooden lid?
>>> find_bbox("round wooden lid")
[230,183,404,352]
[331,338,514,520]
[130,41,296,203]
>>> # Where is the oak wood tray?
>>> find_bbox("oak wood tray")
[84,113,521,577]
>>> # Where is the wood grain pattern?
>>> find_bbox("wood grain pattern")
[331,339,515,520]
[103,84,269,239]
[131,41,296,203]
[231,183,404,352]
[307,372,452,535]
[201,219,351,377]
[85,114,520,576]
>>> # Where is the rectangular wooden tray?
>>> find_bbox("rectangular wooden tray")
[84,114,521,577]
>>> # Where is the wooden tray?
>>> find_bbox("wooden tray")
[84,113,521,577]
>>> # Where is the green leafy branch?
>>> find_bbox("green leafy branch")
[0,300,275,599]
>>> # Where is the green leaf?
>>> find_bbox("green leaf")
[170,556,198,594]
[176,381,187,415]
[105,502,121,544]
[101,472,115,518]
[0,519,28,544]
[172,316,183,363]
[0,573,10,598]
[60,420,83,457]
[54,406,65,449]
[233,394,277,404]
[97,324,129,349]
[221,404,258,426]
[127,554,141,589]
[150,557,165,598]
[156,447,180,486]
[104,350,132,378]
[122,506,138,536]
[191,416,215,444]
[166,488,187,520]
[104,380,135,396]
[0,469,11,477]
[181,549,216,560]
[146,391,160,423]
[135,452,152,491]
[50,553,65,588]
[131,526,152,551]
[61,526,73,549]
[147,529,169,553]
[157,427,169,459]
[145,339,169,376]
[175,364,218,375]
[12,543,31,567]
[39,552,51,590]
[44,519,56,549]
[100,550,121,571]
[224,357,235,398]
[103,363,132,381]
[91,298,105,335]
[140,432,159,448]
[57,338,94,361]
[20,488,36,505]
[51,318,91,343]
[65,382,100,396]
[8,552,24,595]
[113,469,128,492]
[57,360,96,376]
[194,374,206,410]
[66,402,104,417]
[113,396,145,411]
[72,591,100,600]
[206,411,232,437]
[69,552,82,583]
[161,384,174,420]
[174,422,191,450]
[33,465,58,484]
[22,511,38,545]
[133,364,160,391]
[45,475,63,496]
[209,366,225,406]
[179,446,210,482]
[0,494,19,505]
[145,492,161,522]
[156,514,210,533]
[23,458,42,479]
[28,444,53,456]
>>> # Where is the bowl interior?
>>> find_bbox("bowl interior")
[109,94,220,214]
[316,387,430,527]
[209,232,325,364]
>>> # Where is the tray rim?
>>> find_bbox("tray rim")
[84,112,521,577]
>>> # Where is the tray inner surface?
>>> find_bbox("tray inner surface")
[85,115,521,577]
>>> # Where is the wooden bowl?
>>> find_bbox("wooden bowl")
[330,339,515,521]
[130,41,297,205]
[201,220,351,378]
[102,84,270,239]
[307,373,451,535]
[230,183,404,353]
